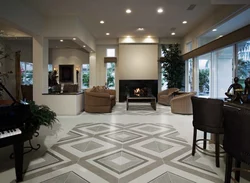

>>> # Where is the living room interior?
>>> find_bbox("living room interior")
[1,0,250,183]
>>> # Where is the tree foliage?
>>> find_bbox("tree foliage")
[199,69,209,93]
[107,63,115,87]
[161,44,185,89]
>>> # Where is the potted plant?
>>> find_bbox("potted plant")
[161,44,185,89]
[25,101,58,134]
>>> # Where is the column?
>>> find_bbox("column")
[33,36,49,104]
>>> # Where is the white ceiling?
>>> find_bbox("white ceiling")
[22,0,221,39]
[49,39,88,52]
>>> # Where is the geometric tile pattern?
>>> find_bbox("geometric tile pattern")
[98,104,173,116]
[149,171,195,183]
[94,150,147,174]
[102,130,143,143]
[21,107,223,183]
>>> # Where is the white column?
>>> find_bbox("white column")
[89,52,96,87]
[33,36,48,104]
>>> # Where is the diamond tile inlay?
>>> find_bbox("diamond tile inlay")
[94,150,147,174]
[139,126,162,132]
[104,131,142,143]
[142,141,173,153]
[72,141,103,152]
[111,157,131,165]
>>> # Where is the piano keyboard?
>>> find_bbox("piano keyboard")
[0,128,22,139]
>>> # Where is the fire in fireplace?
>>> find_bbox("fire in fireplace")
[134,87,148,97]
[119,80,158,102]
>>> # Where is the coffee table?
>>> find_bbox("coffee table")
[126,94,156,110]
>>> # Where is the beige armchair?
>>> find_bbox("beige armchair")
[158,88,179,105]
[85,88,116,113]
[170,92,197,114]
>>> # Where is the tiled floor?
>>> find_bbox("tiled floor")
[0,103,249,183]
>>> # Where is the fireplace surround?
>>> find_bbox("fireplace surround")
[119,80,158,102]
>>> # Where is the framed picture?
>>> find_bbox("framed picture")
[59,65,74,83]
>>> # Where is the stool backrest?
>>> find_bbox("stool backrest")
[223,105,241,160]
[191,96,224,133]
[239,109,250,164]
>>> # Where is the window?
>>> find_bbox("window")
[48,64,53,72]
[106,48,115,57]
[160,63,168,90]
[186,42,192,52]
[82,64,89,89]
[196,53,211,97]
[236,39,250,86]
[212,46,234,98]
[186,59,193,92]
[21,62,33,85]
[106,62,115,89]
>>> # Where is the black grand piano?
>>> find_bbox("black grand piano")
[0,82,31,182]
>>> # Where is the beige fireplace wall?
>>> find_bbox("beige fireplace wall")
[118,44,158,80]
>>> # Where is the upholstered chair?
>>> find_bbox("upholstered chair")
[170,92,196,114]
[191,96,224,167]
[158,88,179,105]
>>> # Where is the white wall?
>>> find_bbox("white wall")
[51,48,89,84]
[118,44,158,80]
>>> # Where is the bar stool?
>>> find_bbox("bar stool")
[191,96,224,167]
[223,106,250,183]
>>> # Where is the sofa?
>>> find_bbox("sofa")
[158,88,179,106]
[170,91,197,115]
[85,86,116,113]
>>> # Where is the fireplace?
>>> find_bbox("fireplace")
[119,80,158,102]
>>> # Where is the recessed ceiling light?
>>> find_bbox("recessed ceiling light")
[212,29,217,32]
[182,21,187,24]
[171,32,176,35]
[100,20,105,24]
[157,8,163,13]
[106,33,110,35]
[83,45,86,47]
[60,39,63,42]
[73,38,76,40]
[138,28,144,31]
[126,9,132,14]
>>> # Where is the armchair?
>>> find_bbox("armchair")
[85,87,116,113]
[158,88,179,106]
[170,92,197,114]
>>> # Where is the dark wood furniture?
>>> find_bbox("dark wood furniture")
[191,96,224,168]
[126,95,156,110]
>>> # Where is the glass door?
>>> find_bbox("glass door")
[197,53,211,97]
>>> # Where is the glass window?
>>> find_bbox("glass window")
[106,62,115,89]
[21,62,33,85]
[48,64,53,72]
[82,64,89,89]
[106,48,115,57]
[197,53,211,97]
[187,59,193,92]
[212,46,234,99]
[236,40,250,86]
[186,42,192,52]
[160,63,168,90]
